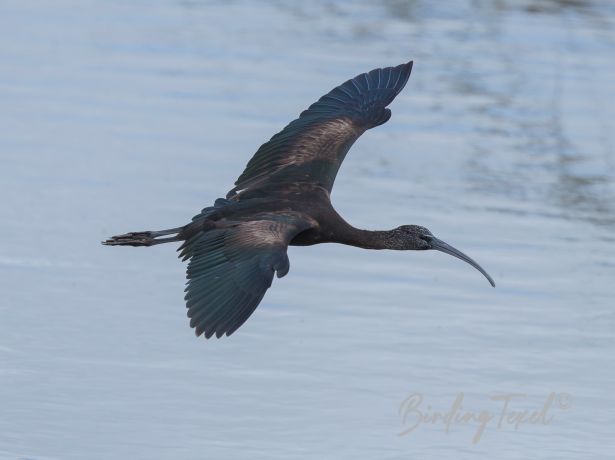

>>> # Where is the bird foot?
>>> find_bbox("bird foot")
[102,231,154,247]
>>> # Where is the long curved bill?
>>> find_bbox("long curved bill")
[430,237,495,287]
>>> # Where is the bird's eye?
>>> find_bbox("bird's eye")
[420,234,433,242]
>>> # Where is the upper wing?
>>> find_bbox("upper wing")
[178,212,314,338]
[227,61,413,199]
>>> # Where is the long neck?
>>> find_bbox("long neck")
[332,225,397,250]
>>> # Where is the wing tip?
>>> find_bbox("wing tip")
[356,59,414,98]
[393,60,414,95]
[405,60,414,80]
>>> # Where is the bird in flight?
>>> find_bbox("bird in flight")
[104,61,495,339]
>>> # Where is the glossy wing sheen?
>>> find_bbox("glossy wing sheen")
[227,61,413,199]
[178,212,313,338]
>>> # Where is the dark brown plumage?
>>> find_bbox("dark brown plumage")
[104,61,494,339]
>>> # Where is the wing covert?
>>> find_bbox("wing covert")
[178,213,314,338]
[227,61,413,199]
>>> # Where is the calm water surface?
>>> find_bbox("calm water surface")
[0,1,614,459]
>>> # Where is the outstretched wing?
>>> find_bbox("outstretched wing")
[178,213,314,338]
[227,61,413,199]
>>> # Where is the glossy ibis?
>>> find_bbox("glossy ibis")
[104,61,495,339]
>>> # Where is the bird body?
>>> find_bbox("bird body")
[105,61,495,339]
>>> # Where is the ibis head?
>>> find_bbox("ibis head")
[390,225,495,287]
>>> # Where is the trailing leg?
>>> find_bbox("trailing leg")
[102,227,184,247]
